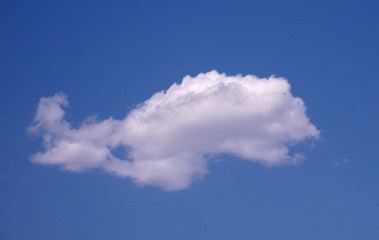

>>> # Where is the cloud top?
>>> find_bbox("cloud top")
[29,70,319,190]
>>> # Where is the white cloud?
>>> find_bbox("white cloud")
[334,158,350,166]
[28,70,319,191]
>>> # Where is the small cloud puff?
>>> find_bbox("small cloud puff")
[334,158,351,166]
[28,70,319,191]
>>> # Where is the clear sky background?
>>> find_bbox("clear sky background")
[1,0,378,239]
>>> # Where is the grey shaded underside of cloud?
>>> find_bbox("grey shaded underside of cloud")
[28,70,319,190]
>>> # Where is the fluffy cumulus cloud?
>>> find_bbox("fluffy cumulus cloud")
[28,70,319,191]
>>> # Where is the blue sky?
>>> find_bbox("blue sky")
[1,0,378,239]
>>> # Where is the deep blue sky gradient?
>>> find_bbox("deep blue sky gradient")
[1,0,378,239]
